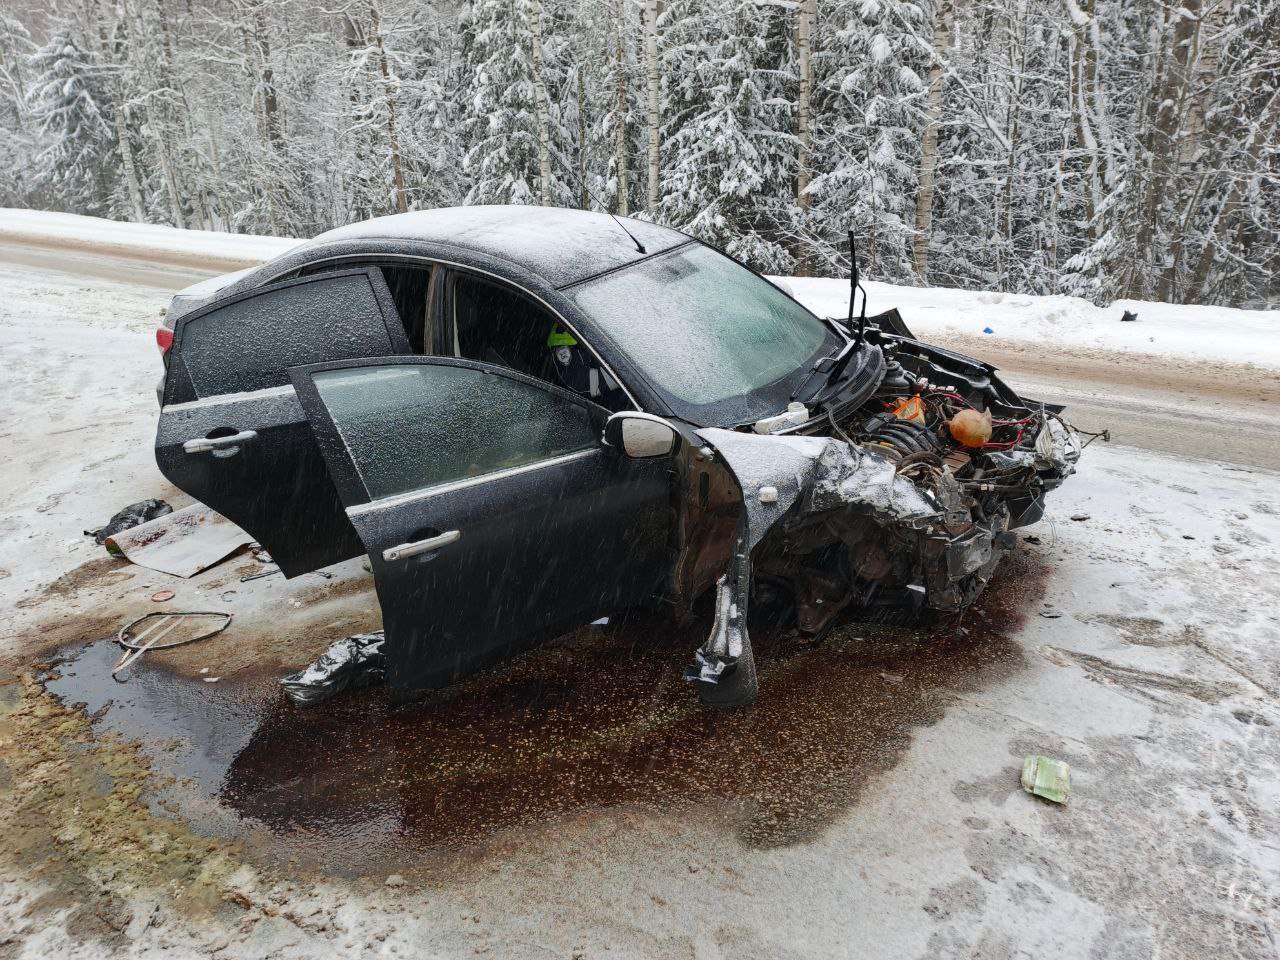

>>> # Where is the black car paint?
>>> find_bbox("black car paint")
[289,356,673,701]
[155,267,410,576]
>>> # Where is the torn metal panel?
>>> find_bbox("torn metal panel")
[106,503,253,578]
[686,430,942,701]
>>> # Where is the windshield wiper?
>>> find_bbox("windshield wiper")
[792,338,856,404]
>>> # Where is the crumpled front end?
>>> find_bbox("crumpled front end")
[687,326,1085,704]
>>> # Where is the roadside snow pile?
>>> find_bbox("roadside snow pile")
[3,208,1274,369]
[782,276,1280,370]
[0,208,300,270]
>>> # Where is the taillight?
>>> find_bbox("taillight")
[156,326,174,355]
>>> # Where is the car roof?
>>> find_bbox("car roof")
[293,205,692,288]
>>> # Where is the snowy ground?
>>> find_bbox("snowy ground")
[785,275,1280,371]
[0,209,299,272]
[1,244,1279,958]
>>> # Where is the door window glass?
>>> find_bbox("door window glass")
[451,274,555,378]
[311,363,599,502]
[178,272,400,397]
[450,273,628,411]
[381,266,435,353]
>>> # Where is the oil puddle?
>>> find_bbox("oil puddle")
[44,551,1049,875]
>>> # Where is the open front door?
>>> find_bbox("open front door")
[289,357,672,704]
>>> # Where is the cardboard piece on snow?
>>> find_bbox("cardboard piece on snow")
[106,503,252,578]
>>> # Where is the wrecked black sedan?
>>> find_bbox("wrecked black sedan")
[154,206,1080,706]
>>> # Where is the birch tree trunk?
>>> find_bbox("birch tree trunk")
[205,126,230,228]
[912,0,953,281]
[1062,0,1106,241]
[1184,86,1280,302]
[369,1,408,213]
[154,0,211,229]
[998,15,1027,293]
[343,12,370,221]
[644,0,660,216]
[1132,0,1201,298]
[145,96,186,228]
[577,67,589,208]
[1159,0,1232,301]
[92,1,147,222]
[251,1,285,155]
[108,85,147,222]
[793,0,815,272]
[529,0,553,205]
[613,0,630,215]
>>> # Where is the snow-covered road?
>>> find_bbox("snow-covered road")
[2,248,1279,959]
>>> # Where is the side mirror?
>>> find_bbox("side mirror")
[604,412,680,459]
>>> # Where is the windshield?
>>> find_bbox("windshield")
[569,243,836,424]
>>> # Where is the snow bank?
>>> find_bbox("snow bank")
[0,208,300,270]
[782,276,1280,370]
[3,209,1274,368]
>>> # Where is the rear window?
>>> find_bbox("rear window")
[175,272,400,398]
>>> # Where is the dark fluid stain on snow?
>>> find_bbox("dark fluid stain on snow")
[45,551,1048,875]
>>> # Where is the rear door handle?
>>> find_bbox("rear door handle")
[382,530,461,562]
[183,430,258,454]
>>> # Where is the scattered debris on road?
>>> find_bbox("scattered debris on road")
[112,611,232,679]
[280,631,387,706]
[240,566,281,582]
[106,503,253,578]
[1021,755,1071,804]
[86,498,172,546]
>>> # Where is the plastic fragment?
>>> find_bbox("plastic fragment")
[151,589,175,602]
[1021,755,1070,804]
[889,395,926,424]
[85,499,173,547]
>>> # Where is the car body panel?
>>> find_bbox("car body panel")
[289,356,674,702]
[155,268,410,575]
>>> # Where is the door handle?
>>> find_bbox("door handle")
[183,430,258,454]
[382,529,460,562]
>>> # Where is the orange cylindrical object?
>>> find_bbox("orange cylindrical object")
[948,408,993,448]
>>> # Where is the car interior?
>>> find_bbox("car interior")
[300,261,627,411]
[447,272,558,383]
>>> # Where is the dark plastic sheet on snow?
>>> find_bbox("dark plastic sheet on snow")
[280,631,387,706]
[85,499,173,545]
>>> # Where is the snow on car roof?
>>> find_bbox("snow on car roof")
[299,205,692,288]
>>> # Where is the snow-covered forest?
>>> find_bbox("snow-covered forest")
[1,0,1276,307]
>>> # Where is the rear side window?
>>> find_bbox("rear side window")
[309,362,598,502]
[173,271,404,399]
